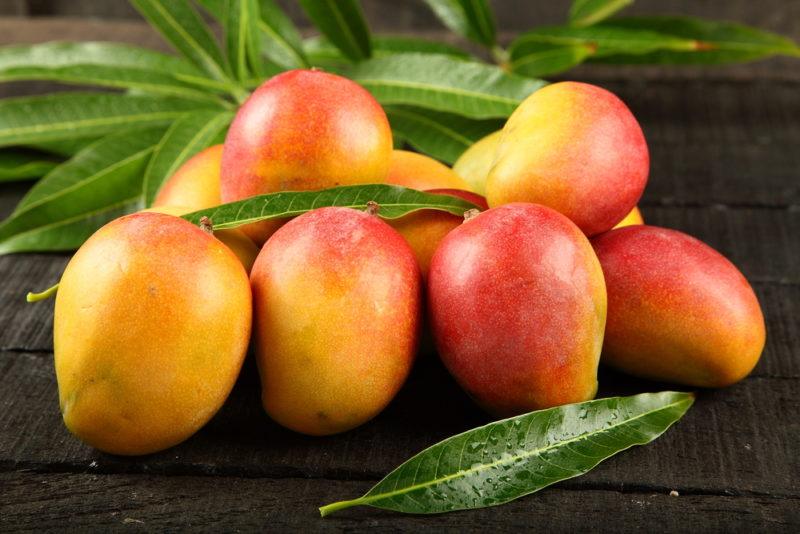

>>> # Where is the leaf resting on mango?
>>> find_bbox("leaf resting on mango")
[180,184,482,230]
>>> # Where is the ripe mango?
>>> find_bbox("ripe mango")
[389,188,488,279]
[152,144,259,273]
[613,206,644,229]
[221,69,393,244]
[250,207,421,435]
[487,82,649,235]
[54,212,252,455]
[452,130,502,195]
[428,203,606,416]
[385,150,471,191]
[592,225,765,387]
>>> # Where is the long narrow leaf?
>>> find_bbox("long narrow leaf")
[299,0,371,61]
[423,0,496,48]
[304,35,470,69]
[0,198,140,254]
[509,42,596,77]
[346,53,545,119]
[569,0,634,27]
[181,184,481,229]
[223,0,266,80]
[0,128,165,253]
[593,17,800,64]
[0,150,59,182]
[25,138,97,158]
[386,106,502,164]
[512,25,700,59]
[143,110,233,206]
[131,0,231,82]
[0,42,224,104]
[258,0,309,68]
[0,92,216,147]
[320,392,694,516]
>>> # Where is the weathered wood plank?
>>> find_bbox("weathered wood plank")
[1,471,798,532]
[1,351,797,497]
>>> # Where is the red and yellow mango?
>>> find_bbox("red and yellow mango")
[250,207,421,435]
[428,203,606,416]
[487,82,649,236]
[592,225,765,387]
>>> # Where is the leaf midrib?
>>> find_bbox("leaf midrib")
[355,78,520,107]
[357,397,692,508]
[12,145,155,216]
[0,110,187,139]
[145,0,229,81]
[389,107,474,147]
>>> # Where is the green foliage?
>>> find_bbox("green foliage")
[0,0,796,255]
[320,392,694,516]
[298,0,372,61]
[569,0,634,28]
[180,184,482,229]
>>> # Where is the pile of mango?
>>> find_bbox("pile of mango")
[53,70,765,455]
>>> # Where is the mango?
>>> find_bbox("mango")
[487,82,649,236]
[592,225,765,387]
[250,207,421,435]
[428,203,606,416]
[151,145,259,273]
[221,69,393,244]
[613,206,644,229]
[54,212,252,455]
[452,130,502,195]
[386,150,471,191]
[389,188,488,279]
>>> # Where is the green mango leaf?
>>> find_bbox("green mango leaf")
[202,0,308,69]
[511,25,699,59]
[0,92,216,148]
[258,0,310,69]
[569,0,634,28]
[346,53,545,119]
[509,42,596,77]
[0,198,140,254]
[0,128,165,254]
[319,391,694,516]
[181,184,481,230]
[0,41,225,105]
[0,150,59,182]
[299,0,372,62]
[592,17,800,64]
[222,0,266,81]
[386,106,503,164]
[423,0,496,48]
[24,138,97,158]
[304,35,470,69]
[143,110,233,207]
[130,0,232,82]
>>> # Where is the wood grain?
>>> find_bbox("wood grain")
[1,472,798,532]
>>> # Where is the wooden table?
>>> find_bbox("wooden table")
[0,19,798,532]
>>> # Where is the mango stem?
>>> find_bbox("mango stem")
[26,283,59,303]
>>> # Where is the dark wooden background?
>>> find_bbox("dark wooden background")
[0,1,799,532]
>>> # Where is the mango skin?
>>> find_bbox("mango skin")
[428,203,606,416]
[54,212,252,455]
[592,225,766,387]
[250,207,421,435]
[152,145,259,273]
[221,69,393,244]
[389,188,488,279]
[487,82,649,236]
[385,150,471,191]
[452,130,501,195]
[612,206,644,229]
